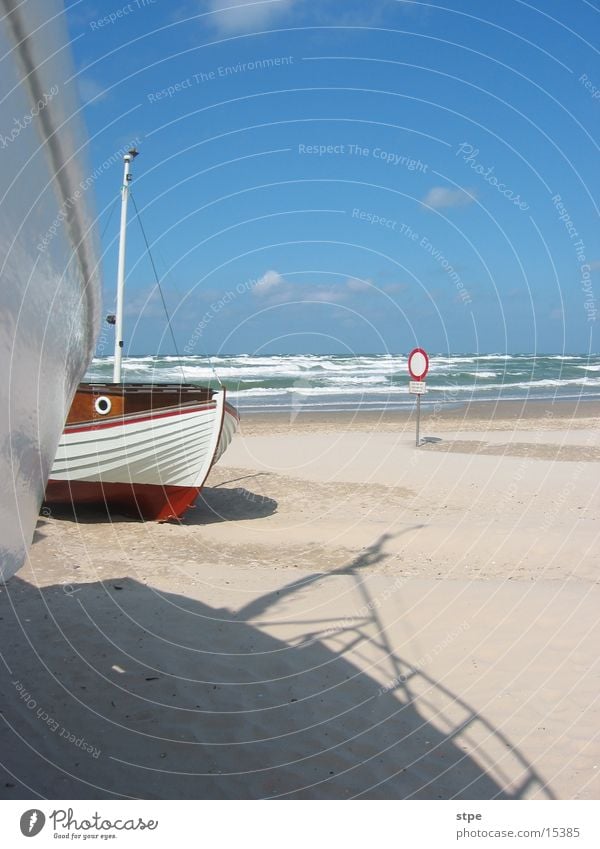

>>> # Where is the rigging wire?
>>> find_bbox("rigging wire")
[129,190,223,388]
[129,191,187,384]
[100,196,119,242]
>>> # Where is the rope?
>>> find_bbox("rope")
[100,196,119,242]
[129,191,186,384]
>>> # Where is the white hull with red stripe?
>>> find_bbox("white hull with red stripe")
[46,390,239,521]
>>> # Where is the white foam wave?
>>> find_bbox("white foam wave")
[426,377,600,392]
[474,354,514,360]
[228,386,410,398]
[430,356,476,365]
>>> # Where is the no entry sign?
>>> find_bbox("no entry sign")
[408,348,429,381]
[408,348,429,447]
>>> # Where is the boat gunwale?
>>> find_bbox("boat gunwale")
[64,400,219,433]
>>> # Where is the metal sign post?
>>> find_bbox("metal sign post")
[408,349,429,447]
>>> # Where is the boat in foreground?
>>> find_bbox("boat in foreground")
[0,0,100,581]
[45,149,239,521]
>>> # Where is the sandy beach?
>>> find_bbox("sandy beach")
[1,399,598,799]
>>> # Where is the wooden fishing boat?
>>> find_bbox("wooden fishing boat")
[46,383,238,520]
[45,150,239,521]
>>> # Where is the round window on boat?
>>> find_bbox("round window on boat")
[94,396,112,416]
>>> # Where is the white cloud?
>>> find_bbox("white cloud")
[421,186,475,210]
[345,277,372,292]
[252,271,347,305]
[346,278,410,296]
[253,269,286,295]
[309,288,343,302]
[203,0,420,33]
[206,0,297,33]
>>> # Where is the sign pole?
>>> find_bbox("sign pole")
[408,348,429,449]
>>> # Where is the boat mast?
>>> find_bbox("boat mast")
[112,147,138,383]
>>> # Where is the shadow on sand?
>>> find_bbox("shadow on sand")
[0,535,553,800]
[189,482,277,525]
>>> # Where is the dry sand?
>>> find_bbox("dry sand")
[0,400,598,799]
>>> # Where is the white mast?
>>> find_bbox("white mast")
[112,148,138,383]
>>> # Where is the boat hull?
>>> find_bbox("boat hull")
[44,480,203,522]
[45,389,239,520]
[0,1,100,580]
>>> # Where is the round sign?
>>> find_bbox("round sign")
[408,348,429,380]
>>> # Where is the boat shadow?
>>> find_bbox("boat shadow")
[188,483,277,525]
[0,542,553,799]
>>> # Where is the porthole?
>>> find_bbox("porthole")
[94,396,112,416]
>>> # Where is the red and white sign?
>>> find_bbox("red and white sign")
[408,348,429,381]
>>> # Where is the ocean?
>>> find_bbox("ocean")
[86,353,600,414]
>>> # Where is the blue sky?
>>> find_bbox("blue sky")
[63,0,599,355]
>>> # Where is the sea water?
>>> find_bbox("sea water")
[85,353,600,414]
